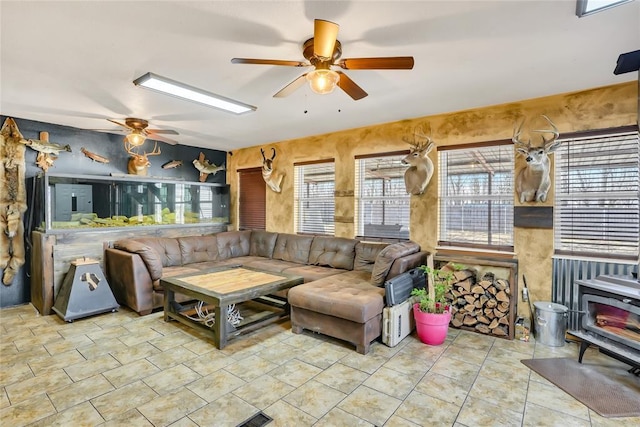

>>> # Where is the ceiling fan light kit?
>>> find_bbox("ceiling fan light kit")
[133,72,257,115]
[124,130,146,147]
[232,19,414,101]
[306,69,340,94]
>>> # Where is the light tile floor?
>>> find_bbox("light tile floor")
[1,303,639,427]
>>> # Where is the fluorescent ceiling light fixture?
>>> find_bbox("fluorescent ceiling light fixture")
[133,72,256,114]
[576,0,634,17]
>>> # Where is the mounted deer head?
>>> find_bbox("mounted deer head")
[125,140,161,176]
[512,115,561,203]
[402,125,435,195]
[261,147,283,193]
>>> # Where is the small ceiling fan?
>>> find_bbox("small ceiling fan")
[106,118,179,146]
[231,19,414,100]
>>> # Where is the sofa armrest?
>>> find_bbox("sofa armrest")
[386,251,430,281]
[105,248,155,315]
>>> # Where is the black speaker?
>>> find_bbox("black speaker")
[614,50,640,75]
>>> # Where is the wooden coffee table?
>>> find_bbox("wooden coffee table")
[161,266,303,349]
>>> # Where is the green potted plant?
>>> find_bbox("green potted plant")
[411,265,455,345]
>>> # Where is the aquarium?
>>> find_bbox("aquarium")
[28,173,230,231]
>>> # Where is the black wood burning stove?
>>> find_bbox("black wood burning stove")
[568,274,640,372]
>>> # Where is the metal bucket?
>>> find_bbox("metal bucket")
[533,302,569,347]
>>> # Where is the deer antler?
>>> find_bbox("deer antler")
[144,141,162,156]
[533,115,559,146]
[261,148,266,161]
[124,141,139,156]
[271,147,276,160]
[512,118,530,148]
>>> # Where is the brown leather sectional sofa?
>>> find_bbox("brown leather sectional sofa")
[105,229,427,353]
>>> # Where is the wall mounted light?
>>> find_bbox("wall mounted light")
[306,69,340,95]
[133,72,257,114]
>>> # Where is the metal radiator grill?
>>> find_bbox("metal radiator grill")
[551,257,637,329]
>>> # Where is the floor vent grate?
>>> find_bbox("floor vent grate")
[237,411,272,427]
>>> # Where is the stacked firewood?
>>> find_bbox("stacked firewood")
[441,263,511,337]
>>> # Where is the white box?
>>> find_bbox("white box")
[382,298,416,347]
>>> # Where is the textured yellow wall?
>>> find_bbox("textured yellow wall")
[227,82,638,315]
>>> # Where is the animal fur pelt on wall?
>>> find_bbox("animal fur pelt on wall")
[0,118,27,285]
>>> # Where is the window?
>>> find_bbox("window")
[294,160,335,235]
[238,168,266,230]
[554,128,639,259]
[355,153,410,240]
[438,143,514,250]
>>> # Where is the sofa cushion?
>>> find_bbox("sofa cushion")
[370,241,420,285]
[243,258,301,273]
[272,234,314,264]
[282,265,347,283]
[178,235,219,264]
[216,230,251,259]
[113,239,164,282]
[249,230,278,258]
[308,236,358,270]
[288,271,383,323]
[354,242,388,272]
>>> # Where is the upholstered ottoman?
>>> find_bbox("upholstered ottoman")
[288,270,385,354]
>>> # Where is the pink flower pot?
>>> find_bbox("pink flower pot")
[413,303,451,345]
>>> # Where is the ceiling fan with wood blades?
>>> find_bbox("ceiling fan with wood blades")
[231,19,414,100]
[106,118,179,146]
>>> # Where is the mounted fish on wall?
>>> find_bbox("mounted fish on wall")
[22,131,72,171]
[193,152,225,182]
[0,118,27,285]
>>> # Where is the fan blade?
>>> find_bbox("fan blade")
[107,119,132,130]
[146,129,179,135]
[274,74,308,98]
[314,19,339,59]
[231,58,308,67]
[337,57,415,70]
[146,133,178,145]
[336,71,368,100]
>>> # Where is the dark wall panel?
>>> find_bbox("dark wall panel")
[0,115,227,308]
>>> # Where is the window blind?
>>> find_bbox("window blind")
[355,154,410,240]
[294,162,335,235]
[438,144,514,249]
[554,130,639,259]
[238,168,266,230]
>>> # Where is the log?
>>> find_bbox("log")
[484,308,494,316]
[494,308,507,318]
[495,279,508,291]
[477,315,491,325]
[487,286,497,295]
[464,304,476,313]
[492,327,508,336]
[456,279,473,293]
[464,295,476,304]
[457,298,467,306]
[488,318,499,329]
[453,269,475,282]
[499,316,509,325]
[476,324,490,334]
[486,299,497,308]
[479,279,492,290]
[451,317,463,328]
[474,299,482,309]
[498,302,510,312]
[451,289,461,298]
[496,290,509,302]
[471,285,485,294]
[463,315,478,326]
[479,295,489,306]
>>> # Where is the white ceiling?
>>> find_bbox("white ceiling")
[1,1,638,152]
